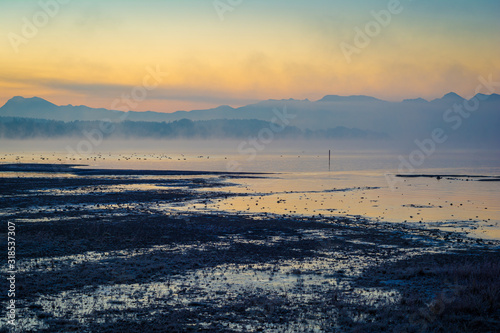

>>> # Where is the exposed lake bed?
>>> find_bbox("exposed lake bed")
[1,163,499,332]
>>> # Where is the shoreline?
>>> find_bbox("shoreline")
[0,163,269,177]
[0,163,499,332]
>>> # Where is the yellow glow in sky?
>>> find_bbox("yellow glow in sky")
[0,0,499,112]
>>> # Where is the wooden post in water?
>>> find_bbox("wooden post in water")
[328,150,331,171]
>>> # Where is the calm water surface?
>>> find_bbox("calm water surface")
[2,145,499,239]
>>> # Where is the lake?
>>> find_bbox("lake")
[1,139,499,239]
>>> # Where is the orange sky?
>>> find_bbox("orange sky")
[1,0,499,112]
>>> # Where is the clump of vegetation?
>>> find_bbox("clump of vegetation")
[408,257,500,333]
[341,253,500,333]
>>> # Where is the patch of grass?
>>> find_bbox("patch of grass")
[414,257,500,332]
[341,252,500,332]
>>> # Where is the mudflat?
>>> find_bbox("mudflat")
[1,164,499,332]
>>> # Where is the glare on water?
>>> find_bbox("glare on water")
[1,144,499,239]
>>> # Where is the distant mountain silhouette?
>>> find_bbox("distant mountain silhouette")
[474,93,500,102]
[402,98,428,103]
[431,92,465,103]
[3,96,57,109]
[1,93,499,146]
[1,96,57,118]
[317,95,383,103]
[0,96,127,122]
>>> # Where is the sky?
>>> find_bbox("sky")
[0,0,499,112]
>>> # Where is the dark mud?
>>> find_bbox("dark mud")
[0,163,267,177]
[0,164,499,332]
[396,174,500,182]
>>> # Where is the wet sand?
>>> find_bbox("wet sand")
[0,164,499,332]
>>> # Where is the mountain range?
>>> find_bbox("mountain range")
[1,93,499,146]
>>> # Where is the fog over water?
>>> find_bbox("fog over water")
[1,139,499,173]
